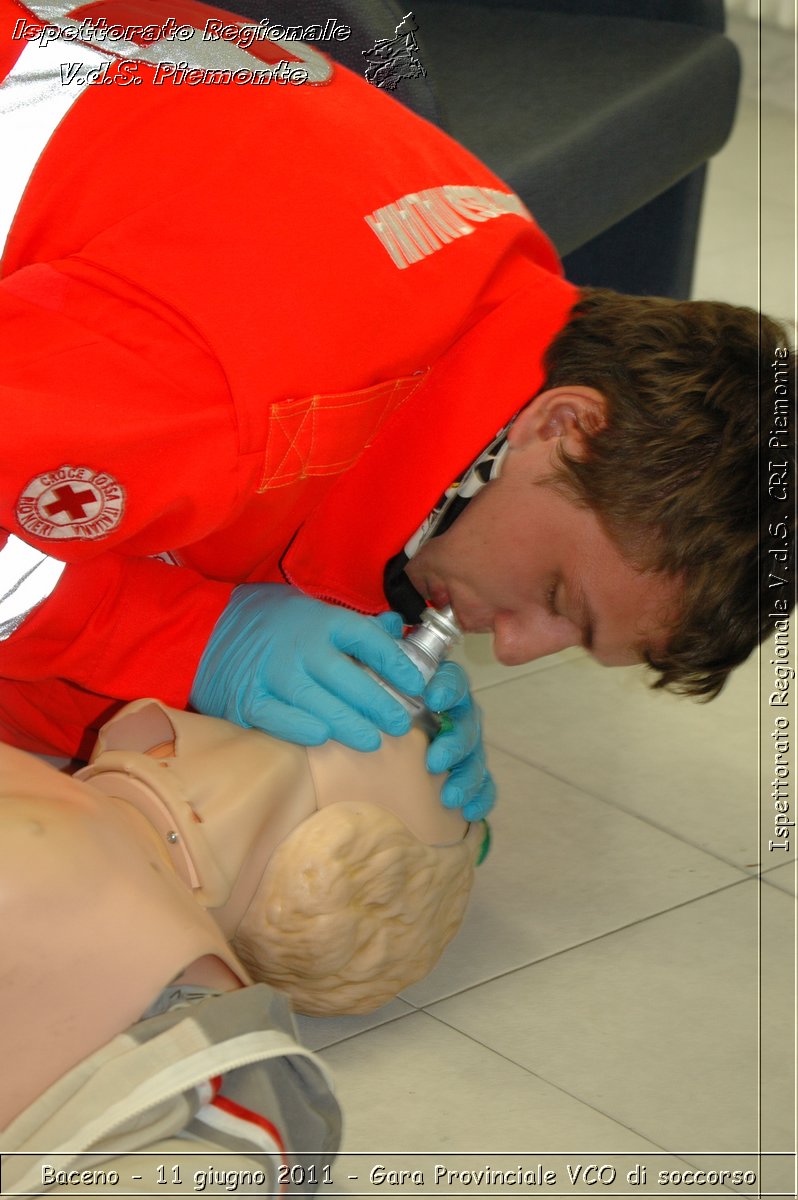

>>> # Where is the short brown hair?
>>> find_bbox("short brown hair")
[542,288,795,698]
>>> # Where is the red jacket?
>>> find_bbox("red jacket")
[0,0,578,755]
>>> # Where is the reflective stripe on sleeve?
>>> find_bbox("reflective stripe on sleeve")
[0,535,66,641]
[0,4,332,257]
[0,36,111,259]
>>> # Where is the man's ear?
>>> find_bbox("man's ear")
[509,387,607,458]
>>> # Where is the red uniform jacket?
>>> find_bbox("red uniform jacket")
[0,0,578,755]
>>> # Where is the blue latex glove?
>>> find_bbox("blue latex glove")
[423,661,496,821]
[190,584,425,752]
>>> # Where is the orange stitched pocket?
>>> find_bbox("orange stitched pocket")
[258,371,428,491]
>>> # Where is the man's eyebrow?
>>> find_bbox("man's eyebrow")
[570,580,595,651]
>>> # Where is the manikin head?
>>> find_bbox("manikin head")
[77,700,483,1015]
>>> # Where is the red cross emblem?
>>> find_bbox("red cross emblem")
[16,466,126,541]
[44,483,98,521]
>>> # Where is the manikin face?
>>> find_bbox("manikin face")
[406,388,683,668]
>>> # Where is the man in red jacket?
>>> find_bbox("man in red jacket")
[1,0,792,817]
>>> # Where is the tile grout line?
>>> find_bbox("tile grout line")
[403,874,772,1013]
[402,1009,733,1176]
[480,738,783,881]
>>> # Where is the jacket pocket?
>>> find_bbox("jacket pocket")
[258,371,428,491]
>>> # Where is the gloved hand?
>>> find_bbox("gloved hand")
[190,584,425,752]
[423,661,496,821]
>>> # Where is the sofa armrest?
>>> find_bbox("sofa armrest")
[422,1,726,33]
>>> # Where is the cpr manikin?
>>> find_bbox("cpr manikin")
[78,699,483,1016]
[1,702,482,1114]
[1,709,481,1175]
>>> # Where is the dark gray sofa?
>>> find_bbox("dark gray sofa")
[234,0,741,297]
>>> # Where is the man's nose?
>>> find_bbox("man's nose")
[492,614,581,667]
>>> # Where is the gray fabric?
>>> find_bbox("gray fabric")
[419,0,728,34]
[409,3,739,254]
[226,0,739,290]
[217,0,739,293]
[562,167,707,297]
[2,985,341,1196]
[231,0,444,122]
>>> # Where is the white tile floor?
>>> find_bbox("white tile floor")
[295,17,798,1198]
